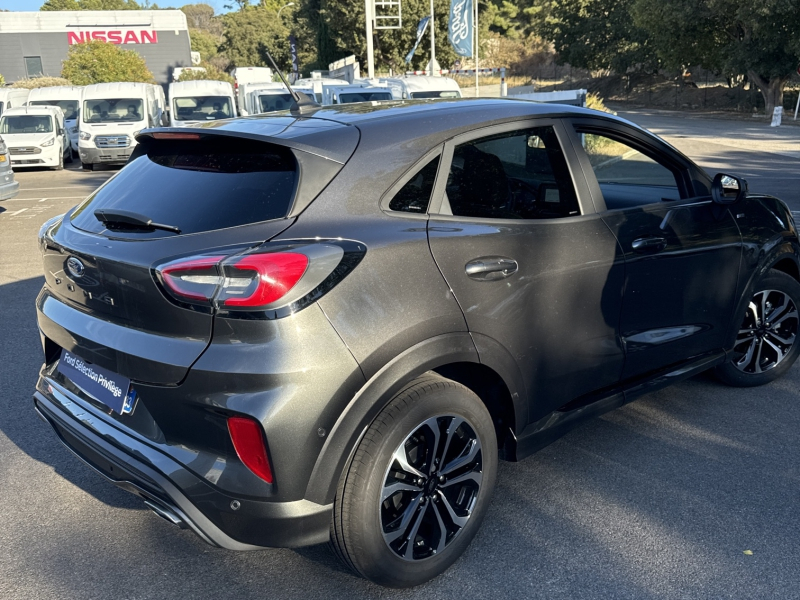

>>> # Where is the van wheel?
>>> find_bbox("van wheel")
[65,148,74,164]
[716,270,800,387]
[52,152,64,171]
[81,162,94,171]
[331,373,497,588]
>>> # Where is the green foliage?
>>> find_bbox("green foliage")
[11,76,72,89]
[0,74,5,86]
[221,6,292,69]
[177,63,234,85]
[190,29,222,61]
[61,40,154,85]
[41,0,141,9]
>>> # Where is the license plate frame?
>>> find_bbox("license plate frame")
[56,349,135,415]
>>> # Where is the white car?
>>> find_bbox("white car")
[0,106,71,170]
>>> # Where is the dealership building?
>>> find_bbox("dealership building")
[0,11,193,85]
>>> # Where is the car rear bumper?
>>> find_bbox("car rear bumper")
[33,381,333,550]
[0,170,19,200]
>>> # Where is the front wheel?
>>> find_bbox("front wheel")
[52,151,63,171]
[331,373,497,588]
[716,270,800,387]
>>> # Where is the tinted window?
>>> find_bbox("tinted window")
[173,96,234,121]
[578,131,681,208]
[410,91,460,99]
[83,99,144,123]
[445,126,580,219]
[25,56,43,78]
[389,156,440,214]
[259,93,294,113]
[339,92,393,103]
[70,137,297,239]
[30,100,79,120]
[0,115,53,134]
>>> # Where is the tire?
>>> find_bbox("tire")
[72,149,79,159]
[716,270,800,387]
[331,373,497,588]
[81,162,94,171]
[52,151,63,171]
[65,148,74,164]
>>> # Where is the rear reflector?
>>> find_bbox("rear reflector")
[228,416,274,484]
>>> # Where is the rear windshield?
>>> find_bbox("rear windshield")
[30,100,79,120]
[0,115,53,134]
[338,92,393,103]
[259,93,294,113]
[83,99,144,123]
[173,96,234,121]
[70,136,297,238]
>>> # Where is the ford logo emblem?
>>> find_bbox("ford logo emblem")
[67,256,85,279]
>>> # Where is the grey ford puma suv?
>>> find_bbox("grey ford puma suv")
[34,99,800,587]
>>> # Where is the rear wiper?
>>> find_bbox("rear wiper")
[94,209,181,234]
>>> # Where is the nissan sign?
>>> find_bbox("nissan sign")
[67,29,159,45]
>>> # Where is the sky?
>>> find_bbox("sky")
[2,0,229,14]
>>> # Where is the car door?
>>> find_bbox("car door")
[426,119,626,422]
[565,118,742,382]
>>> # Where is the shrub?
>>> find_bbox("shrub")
[177,63,234,85]
[62,40,153,85]
[11,76,72,89]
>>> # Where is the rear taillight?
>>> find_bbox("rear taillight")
[227,416,273,484]
[154,241,365,316]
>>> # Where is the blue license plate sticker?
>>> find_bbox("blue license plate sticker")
[57,349,135,415]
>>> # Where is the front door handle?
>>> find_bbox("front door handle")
[631,236,667,254]
[465,257,518,281]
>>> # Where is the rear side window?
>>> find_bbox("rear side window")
[70,137,297,238]
[389,156,440,214]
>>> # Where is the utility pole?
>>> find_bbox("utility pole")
[365,0,375,79]
[474,0,479,96]
[429,0,436,76]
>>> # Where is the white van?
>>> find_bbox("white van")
[238,83,296,116]
[78,82,165,170]
[168,80,235,126]
[380,75,462,100]
[26,86,83,156]
[293,76,348,103]
[0,89,30,117]
[321,84,393,105]
[0,106,71,170]
[231,67,274,109]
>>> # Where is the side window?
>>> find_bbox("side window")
[445,125,580,219]
[388,155,440,214]
[578,131,682,209]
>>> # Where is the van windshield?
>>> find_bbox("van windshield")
[83,99,145,123]
[0,115,53,134]
[259,93,294,113]
[173,96,233,121]
[30,100,79,120]
[338,92,393,103]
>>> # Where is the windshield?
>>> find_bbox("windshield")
[0,115,54,134]
[29,100,79,120]
[258,93,294,113]
[338,92,393,103]
[410,91,461,99]
[173,96,233,121]
[83,98,145,124]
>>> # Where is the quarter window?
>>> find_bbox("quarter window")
[444,126,580,219]
[388,155,440,214]
[578,131,681,208]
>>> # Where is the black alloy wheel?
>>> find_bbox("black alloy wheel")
[717,270,800,386]
[331,373,497,588]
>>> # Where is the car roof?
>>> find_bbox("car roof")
[169,80,233,96]
[3,106,62,117]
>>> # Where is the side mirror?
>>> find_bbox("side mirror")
[711,173,748,205]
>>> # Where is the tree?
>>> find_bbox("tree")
[61,40,154,85]
[221,6,292,69]
[534,0,656,74]
[190,29,222,61]
[181,3,216,30]
[177,63,234,84]
[633,0,800,116]
[41,0,141,9]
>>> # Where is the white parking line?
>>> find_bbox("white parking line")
[4,196,86,202]
[9,208,28,216]
[15,186,94,191]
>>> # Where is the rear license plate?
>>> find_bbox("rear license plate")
[57,349,135,415]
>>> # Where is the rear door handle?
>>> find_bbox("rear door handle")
[631,236,667,254]
[465,257,518,281]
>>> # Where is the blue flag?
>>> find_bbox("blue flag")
[448,0,473,57]
[405,16,430,64]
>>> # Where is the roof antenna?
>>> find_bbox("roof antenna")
[261,48,320,116]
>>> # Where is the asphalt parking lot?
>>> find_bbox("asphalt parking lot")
[1,114,799,599]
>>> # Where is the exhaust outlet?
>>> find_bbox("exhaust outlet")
[144,499,188,529]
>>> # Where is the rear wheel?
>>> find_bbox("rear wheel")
[716,270,800,387]
[331,373,497,588]
[81,162,94,171]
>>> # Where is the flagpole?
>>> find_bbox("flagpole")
[429,0,436,76]
[365,0,375,79]
[474,0,479,96]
